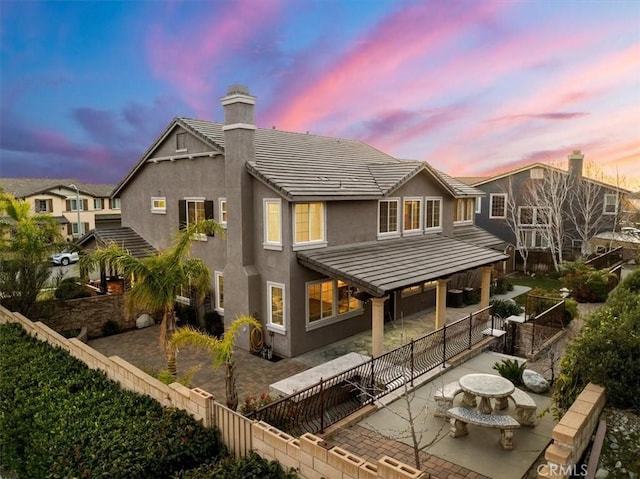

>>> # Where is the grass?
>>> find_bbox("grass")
[507,273,562,292]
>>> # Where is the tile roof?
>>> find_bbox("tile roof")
[0,178,116,198]
[434,170,485,197]
[78,227,156,258]
[452,225,506,249]
[297,234,508,297]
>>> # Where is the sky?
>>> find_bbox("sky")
[1,0,639,189]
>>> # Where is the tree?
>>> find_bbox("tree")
[501,177,532,273]
[0,193,63,316]
[83,219,225,374]
[169,315,261,411]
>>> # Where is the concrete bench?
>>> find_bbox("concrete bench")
[448,406,521,450]
[509,387,537,426]
[433,381,463,418]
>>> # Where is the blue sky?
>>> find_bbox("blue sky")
[1,0,639,188]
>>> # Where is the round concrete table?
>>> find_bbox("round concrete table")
[458,373,515,414]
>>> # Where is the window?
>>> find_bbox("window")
[424,197,442,230]
[94,198,103,210]
[378,199,399,236]
[306,278,362,329]
[151,197,166,214]
[186,199,205,225]
[475,197,482,214]
[530,168,544,179]
[455,198,474,222]
[267,282,285,332]
[518,206,534,225]
[264,199,282,249]
[176,132,187,151]
[403,198,423,233]
[70,222,89,237]
[489,194,507,219]
[603,193,618,215]
[518,206,549,225]
[294,202,325,246]
[178,199,214,237]
[111,198,121,210]
[215,271,224,312]
[35,199,52,213]
[518,229,550,249]
[219,198,227,226]
[70,199,84,212]
[401,285,422,298]
[535,207,550,225]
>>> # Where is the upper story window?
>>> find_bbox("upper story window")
[151,197,167,214]
[530,168,545,179]
[179,198,214,239]
[489,194,507,219]
[475,197,482,214]
[264,199,282,250]
[68,198,86,212]
[455,198,474,223]
[219,198,227,226]
[94,198,103,210]
[176,132,187,152]
[424,197,442,231]
[35,199,52,213]
[294,202,325,247]
[603,193,618,215]
[378,199,399,237]
[403,197,423,234]
[518,206,550,225]
[267,281,286,333]
[111,198,121,210]
[215,271,224,312]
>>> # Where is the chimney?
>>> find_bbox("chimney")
[221,85,260,339]
[568,150,584,180]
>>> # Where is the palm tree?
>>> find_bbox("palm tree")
[170,315,261,410]
[83,220,224,374]
[0,193,63,316]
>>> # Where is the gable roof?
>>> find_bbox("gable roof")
[434,170,485,197]
[0,178,115,198]
[469,162,631,193]
[114,117,462,201]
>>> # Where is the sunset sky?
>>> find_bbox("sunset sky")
[1,0,639,189]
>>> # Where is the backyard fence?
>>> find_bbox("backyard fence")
[247,306,497,435]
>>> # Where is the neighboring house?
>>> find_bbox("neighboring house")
[110,85,507,358]
[464,152,631,270]
[0,178,121,241]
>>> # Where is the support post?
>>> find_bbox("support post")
[480,266,493,309]
[371,296,388,358]
[435,278,449,329]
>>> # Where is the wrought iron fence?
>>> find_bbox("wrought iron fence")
[247,306,496,435]
[530,300,565,354]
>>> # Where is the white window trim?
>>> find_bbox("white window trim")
[377,198,400,239]
[214,271,224,313]
[305,279,363,332]
[111,198,121,210]
[475,197,482,214]
[517,206,534,226]
[402,197,423,236]
[151,196,167,214]
[603,193,618,215]
[454,198,474,224]
[489,193,507,219]
[218,198,227,226]
[70,198,85,212]
[267,281,286,334]
[263,198,283,251]
[424,196,443,232]
[292,202,327,250]
[185,197,207,241]
[93,198,103,210]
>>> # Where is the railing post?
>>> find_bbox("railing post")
[410,340,415,387]
[370,359,375,398]
[442,323,447,368]
[319,377,325,432]
[531,320,536,355]
[468,313,473,349]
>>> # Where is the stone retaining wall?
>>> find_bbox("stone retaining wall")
[537,383,606,479]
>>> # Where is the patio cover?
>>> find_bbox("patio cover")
[297,234,509,297]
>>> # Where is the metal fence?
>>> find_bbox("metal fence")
[247,306,496,435]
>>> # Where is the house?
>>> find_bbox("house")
[0,178,121,241]
[464,152,631,271]
[110,85,507,358]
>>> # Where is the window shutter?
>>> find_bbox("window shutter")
[83,222,89,235]
[204,200,215,236]
[67,223,72,235]
[178,200,186,230]
[83,199,88,211]
[48,199,53,212]
[66,199,71,211]
[34,199,40,212]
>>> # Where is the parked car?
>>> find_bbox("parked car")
[50,250,80,266]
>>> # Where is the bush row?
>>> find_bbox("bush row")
[0,323,295,478]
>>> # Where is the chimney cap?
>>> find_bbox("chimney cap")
[226,84,250,95]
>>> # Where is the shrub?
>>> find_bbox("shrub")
[0,323,225,478]
[54,277,92,300]
[490,299,521,318]
[527,288,578,326]
[204,311,224,338]
[102,319,120,336]
[552,269,640,413]
[560,262,617,303]
[177,451,297,479]
[493,359,525,386]
[239,392,278,415]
